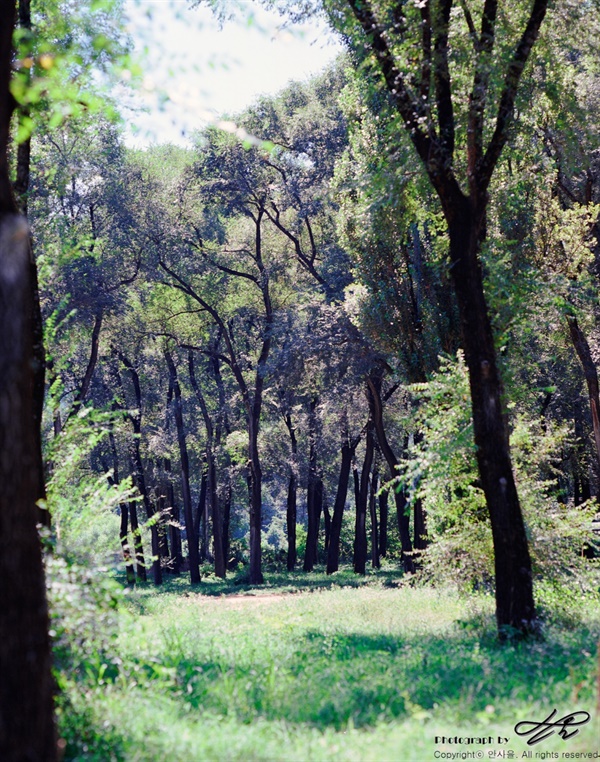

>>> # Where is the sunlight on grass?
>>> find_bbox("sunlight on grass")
[56,573,600,761]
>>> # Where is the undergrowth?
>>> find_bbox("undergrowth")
[49,563,600,761]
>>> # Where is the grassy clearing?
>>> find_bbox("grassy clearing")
[57,570,600,761]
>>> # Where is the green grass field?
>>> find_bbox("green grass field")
[57,571,600,761]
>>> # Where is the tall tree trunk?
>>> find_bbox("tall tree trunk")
[447,203,536,636]
[367,375,415,572]
[13,0,48,526]
[196,471,208,561]
[188,350,225,577]
[117,355,161,584]
[165,349,200,584]
[345,0,546,638]
[129,447,161,585]
[0,216,56,757]
[567,314,600,482]
[354,416,374,575]
[119,503,136,586]
[370,467,380,569]
[286,471,297,571]
[164,458,182,575]
[284,411,298,570]
[326,434,356,574]
[379,488,388,558]
[323,497,331,555]
[107,433,135,585]
[304,397,322,571]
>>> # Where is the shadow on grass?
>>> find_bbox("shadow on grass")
[130,608,599,731]
[119,565,407,610]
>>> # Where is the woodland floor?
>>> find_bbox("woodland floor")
[59,570,600,761]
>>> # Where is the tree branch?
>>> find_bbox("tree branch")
[480,0,549,190]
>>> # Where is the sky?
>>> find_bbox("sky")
[123,0,344,147]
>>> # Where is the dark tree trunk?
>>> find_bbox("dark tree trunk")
[13,0,48,526]
[0,213,56,757]
[196,472,208,561]
[188,350,225,577]
[323,497,331,555]
[447,202,536,635]
[115,355,160,584]
[130,446,161,585]
[119,503,136,586]
[165,349,200,584]
[284,411,298,570]
[370,467,380,569]
[304,397,322,572]
[354,417,374,575]
[127,500,146,582]
[413,497,427,551]
[154,483,170,562]
[379,488,389,558]
[107,433,136,585]
[412,432,428,551]
[164,458,182,575]
[567,314,600,483]
[345,0,546,638]
[367,375,415,572]
[286,471,297,571]
[222,480,231,569]
[326,432,357,574]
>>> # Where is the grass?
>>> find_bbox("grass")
[55,568,600,761]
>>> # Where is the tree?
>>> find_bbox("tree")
[0,4,56,757]
[273,0,550,636]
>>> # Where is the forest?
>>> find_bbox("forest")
[0,0,599,760]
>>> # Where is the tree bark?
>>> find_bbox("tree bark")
[188,350,225,577]
[354,414,374,575]
[107,434,135,585]
[165,349,200,584]
[447,201,536,635]
[0,214,56,758]
[164,458,182,575]
[567,314,600,480]
[284,411,298,570]
[0,7,57,752]
[304,398,322,572]
[379,488,388,558]
[327,419,358,574]
[13,0,48,525]
[345,0,545,638]
[367,374,415,572]
[370,467,380,569]
[119,355,162,586]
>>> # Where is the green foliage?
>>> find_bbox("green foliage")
[45,407,136,565]
[401,352,600,593]
[11,0,134,141]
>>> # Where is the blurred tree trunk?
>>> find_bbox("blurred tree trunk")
[0,6,56,755]
[13,0,48,525]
